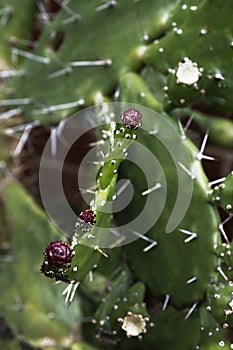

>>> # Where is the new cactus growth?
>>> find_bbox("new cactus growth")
[121,108,142,129]
[45,241,73,266]
[208,172,233,214]
[0,1,233,349]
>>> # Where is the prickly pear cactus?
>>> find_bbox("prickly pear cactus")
[0,1,233,350]
[39,105,233,349]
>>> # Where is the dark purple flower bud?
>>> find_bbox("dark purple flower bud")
[79,209,95,224]
[121,108,142,129]
[45,241,73,266]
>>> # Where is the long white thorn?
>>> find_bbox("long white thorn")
[185,301,198,320]
[178,118,186,140]
[186,276,197,285]
[12,37,36,48]
[11,47,50,64]
[69,281,80,302]
[0,98,31,106]
[196,132,215,161]
[37,0,50,23]
[69,59,112,67]
[50,127,57,157]
[99,150,107,159]
[14,123,35,156]
[178,161,196,180]
[88,140,105,147]
[32,99,85,115]
[110,228,124,237]
[114,86,120,100]
[94,246,108,258]
[209,177,226,187]
[4,121,40,135]
[62,281,80,305]
[129,230,158,252]
[95,0,117,12]
[0,6,12,27]
[57,119,66,136]
[184,114,194,131]
[199,133,208,155]
[0,108,21,120]
[218,215,232,243]
[217,266,228,281]
[62,14,80,25]
[141,183,161,196]
[54,0,81,18]
[109,228,126,247]
[143,241,158,252]
[0,69,26,79]
[89,270,93,282]
[162,294,170,311]
[199,154,216,161]
[49,67,72,79]
[79,188,96,195]
[117,180,130,196]
[90,161,104,166]
[179,228,197,243]
[55,120,70,148]
[62,283,72,304]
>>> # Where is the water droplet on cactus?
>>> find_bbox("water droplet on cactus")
[45,241,73,266]
[121,108,142,129]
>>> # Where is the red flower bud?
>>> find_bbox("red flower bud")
[79,209,95,224]
[121,108,142,129]
[45,241,73,266]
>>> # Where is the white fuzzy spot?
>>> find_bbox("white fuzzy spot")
[200,28,208,35]
[215,72,225,80]
[176,58,202,85]
[190,5,198,11]
[122,314,146,337]
[229,298,233,311]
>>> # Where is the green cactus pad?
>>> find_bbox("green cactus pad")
[0,0,37,64]
[0,0,175,124]
[144,0,233,115]
[0,182,81,346]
